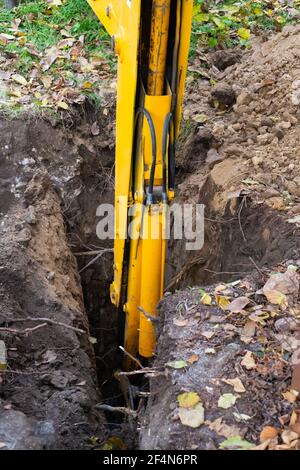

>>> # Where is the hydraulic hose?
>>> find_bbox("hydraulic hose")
[135,107,157,205]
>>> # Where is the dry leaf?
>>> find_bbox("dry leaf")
[282,389,299,404]
[41,76,52,89]
[12,74,27,86]
[260,426,279,442]
[218,393,237,409]
[263,267,299,307]
[187,354,199,364]
[242,320,256,338]
[281,430,298,445]
[241,351,256,370]
[57,101,69,110]
[0,442,7,449]
[201,331,215,339]
[177,392,200,409]
[227,296,250,313]
[233,412,252,422]
[41,46,59,71]
[178,403,205,428]
[207,418,240,438]
[205,348,216,355]
[91,121,100,136]
[173,318,188,327]
[222,377,246,393]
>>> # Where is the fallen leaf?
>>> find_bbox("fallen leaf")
[173,318,188,327]
[218,393,237,409]
[177,392,200,409]
[57,101,69,110]
[82,81,93,89]
[89,336,97,345]
[41,76,52,89]
[241,351,256,370]
[0,442,7,449]
[41,46,59,71]
[194,114,209,123]
[282,389,299,404]
[178,402,205,428]
[222,377,246,393]
[215,294,231,310]
[12,74,27,86]
[263,267,299,307]
[215,284,227,293]
[201,331,215,339]
[207,418,240,439]
[233,412,252,422]
[200,289,212,306]
[281,430,298,445]
[242,320,256,338]
[100,436,127,450]
[166,360,187,369]
[219,436,254,450]
[238,28,251,40]
[260,426,279,442]
[187,354,199,364]
[91,121,100,136]
[227,296,250,313]
[205,348,216,355]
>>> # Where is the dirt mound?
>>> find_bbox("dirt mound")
[182,24,300,209]
[140,264,300,450]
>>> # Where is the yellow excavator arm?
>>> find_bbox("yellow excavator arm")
[87,0,193,365]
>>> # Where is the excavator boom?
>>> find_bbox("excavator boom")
[87,0,193,365]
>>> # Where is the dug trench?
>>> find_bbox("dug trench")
[0,110,299,450]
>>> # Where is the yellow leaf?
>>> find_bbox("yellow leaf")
[238,28,251,40]
[201,292,212,305]
[57,101,69,110]
[178,392,200,409]
[12,74,27,86]
[215,294,231,310]
[82,81,93,89]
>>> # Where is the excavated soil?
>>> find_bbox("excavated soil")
[141,25,300,450]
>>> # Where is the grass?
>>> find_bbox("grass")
[191,0,300,57]
[0,0,113,63]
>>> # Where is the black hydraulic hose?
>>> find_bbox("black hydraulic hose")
[162,112,176,198]
[135,107,157,205]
